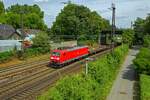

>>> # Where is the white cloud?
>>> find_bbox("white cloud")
[34,0,48,3]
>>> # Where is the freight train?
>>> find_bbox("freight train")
[50,46,89,66]
[50,45,109,67]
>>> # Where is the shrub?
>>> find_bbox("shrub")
[39,75,100,100]
[140,74,150,100]
[0,51,13,63]
[134,48,150,75]
[38,44,129,100]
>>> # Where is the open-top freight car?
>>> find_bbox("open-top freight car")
[50,46,89,66]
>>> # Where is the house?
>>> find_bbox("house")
[0,24,21,40]
[16,29,41,47]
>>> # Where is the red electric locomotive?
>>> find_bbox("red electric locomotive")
[50,46,89,66]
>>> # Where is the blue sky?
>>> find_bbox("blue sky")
[3,0,150,28]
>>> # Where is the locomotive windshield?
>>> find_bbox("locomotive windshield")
[52,52,60,56]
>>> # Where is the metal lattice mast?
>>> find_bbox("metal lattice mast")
[111,3,116,50]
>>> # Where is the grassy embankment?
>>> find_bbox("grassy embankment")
[134,47,150,100]
[38,44,129,100]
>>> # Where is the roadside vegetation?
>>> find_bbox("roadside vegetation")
[0,51,13,63]
[38,44,129,100]
[133,14,150,100]
[140,74,150,100]
[133,47,150,100]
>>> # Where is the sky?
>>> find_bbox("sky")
[3,0,150,28]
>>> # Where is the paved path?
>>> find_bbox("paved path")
[107,47,139,100]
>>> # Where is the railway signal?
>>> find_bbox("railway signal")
[85,57,95,75]
[109,3,116,51]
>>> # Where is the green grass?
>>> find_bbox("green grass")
[38,44,129,100]
[140,74,150,100]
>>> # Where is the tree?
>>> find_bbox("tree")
[24,13,47,30]
[6,4,44,18]
[4,4,47,30]
[133,17,145,44]
[32,32,50,52]
[143,35,150,48]
[0,1,4,14]
[122,29,135,45]
[50,3,110,41]
[5,13,20,29]
[144,15,150,34]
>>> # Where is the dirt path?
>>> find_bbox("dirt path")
[107,47,139,100]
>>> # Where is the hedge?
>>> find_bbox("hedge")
[134,47,150,100]
[38,44,129,100]
[140,74,150,100]
[133,48,150,75]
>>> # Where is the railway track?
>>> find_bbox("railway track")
[0,58,49,73]
[0,60,49,83]
[0,46,112,100]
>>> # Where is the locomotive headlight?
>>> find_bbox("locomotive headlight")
[56,58,60,60]
[51,57,54,59]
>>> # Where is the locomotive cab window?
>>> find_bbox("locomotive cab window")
[63,53,66,56]
[52,52,60,56]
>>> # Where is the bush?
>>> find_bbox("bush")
[140,74,150,100]
[88,44,129,99]
[24,47,50,57]
[38,44,129,100]
[0,51,13,63]
[143,35,150,48]
[133,48,150,75]
[48,75,100,100]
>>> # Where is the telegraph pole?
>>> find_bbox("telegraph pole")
[111,3,116,51]
[20,10,24,53]
[131,21,133,29]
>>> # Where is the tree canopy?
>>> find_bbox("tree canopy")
[134,15,150,43]
[50,3,110,41]
[0,1,4,15]
[0,3,47,30]
[6,4,44,18]
[122,29,135,45]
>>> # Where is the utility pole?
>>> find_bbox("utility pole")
[20,10,24,53]
[111,3,116,51]
[131,21,133,29]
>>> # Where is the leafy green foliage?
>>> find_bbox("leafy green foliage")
[6,4,44,18]
[140,74,150,100]
[0,4,47,30]
[122,29,135,45]
[133,15,150,44]
[4,12,20,29]
[48,75,100,100]
[38,44,129,100]
[50,3,110,41]
[24,13,47,30]
[32,32,50,50]
[133,17,145,44]
[0,51,13,63]
[144,15,150,34]
[143,35,150,48]
[0,1,4,14]
[134,48,150,75]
